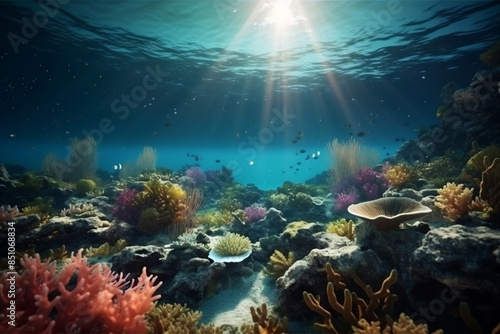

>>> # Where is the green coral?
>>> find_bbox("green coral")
[435,105,448,119]
[268,193,289,210]
[211,233,251,257]
[74,179,97,196]
[289,192,313,211]
[278,180,308,196]
[480,39,500,67]
[133,177,188,235]
[85,239,127,257]
[196,209,234,227]
[17,172,45,192]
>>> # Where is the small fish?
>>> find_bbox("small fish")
[289,166,293,169]
[300,149,306,153]
[305,155,310,160]
[401,138,406,142]
[313,156,318,160]
[297,131,303,139]
[153,131,158,136]
[402,122,410,126]
[346,123,351,128]
[296,168,299,171]
[357,132,365,137]
[164,123,171,127]
[386,153,390,156]
[282,171,286,174]
[195,155,199,161]
[215,159,220,163]
[395,138,400,142]
[297,162,302,165]
[187,153,190,157]
[292,140,297,144]
[296,153,299,155]
[382,147,386,150]
[113,163,122,170]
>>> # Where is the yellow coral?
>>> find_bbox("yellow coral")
[326,218,355,241]
[145,303,223,334]
[435,182,492,221]
[85,239,127,257]
[263,250,296,279]
[385,163,415,188]
[240,303,288,334]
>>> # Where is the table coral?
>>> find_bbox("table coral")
[0,249,161,334]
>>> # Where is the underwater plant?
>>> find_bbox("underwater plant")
[208,232,252,262]
[112,188,140,223]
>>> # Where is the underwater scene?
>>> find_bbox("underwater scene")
[1,0,500,333]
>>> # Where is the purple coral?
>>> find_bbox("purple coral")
[112,189,140,223]
[243,204,267,224]
[186,167,207,186]
[332,167,389,212]
[334,188,359,213]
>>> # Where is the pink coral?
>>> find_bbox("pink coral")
[0,249,161,333]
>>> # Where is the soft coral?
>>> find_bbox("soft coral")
[0,249,161,333]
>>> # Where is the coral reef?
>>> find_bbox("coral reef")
[243,204,267,224]
[85,239,128,257]
[385,163,417,189]
[74,178,97,196]
[434,182,490,221]
[303,262,398,334]
[263,250,296,279]
[209,232,252,259]
[186,166,207,186]
[240,303,288,334]
[144,303,222,334]
[0,205,19,227]
[326,218,355,241]
[352,313,443,334]
[0,249,161,333]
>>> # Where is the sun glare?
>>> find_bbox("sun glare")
[264,0,300,28]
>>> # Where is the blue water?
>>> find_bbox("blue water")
[1,0,499,189]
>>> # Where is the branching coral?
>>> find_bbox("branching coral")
[263,250,296,279]
[85,239,128,257]
[144,303,222,334]
[240,303,288,334]
[303,262,397,334]
[0,205,19,227]
[0,249,161,333]
[352,313,443,334]
[435,182,491,221]
[385,163,417,189]
[326,218,355,241]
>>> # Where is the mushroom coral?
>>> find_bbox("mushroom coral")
[348,197,431,231]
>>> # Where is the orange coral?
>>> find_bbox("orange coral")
[0,249,161,333]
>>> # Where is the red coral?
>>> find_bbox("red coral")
[0,249,161,333]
